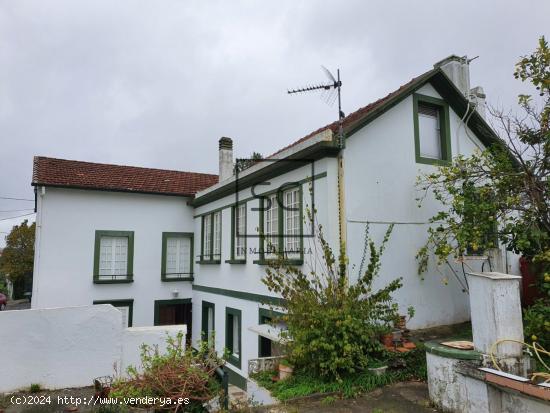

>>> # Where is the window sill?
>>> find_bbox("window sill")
[195,260,221,265]
[226,355,241,369]
[93,278,134,284]
[253,259,303,266]
[416,156,451,166]
[225,259,246,264]
[161,275,194,282]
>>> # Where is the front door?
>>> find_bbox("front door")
[154,299,192,343]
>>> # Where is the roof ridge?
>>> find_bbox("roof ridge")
[33,155,217,177]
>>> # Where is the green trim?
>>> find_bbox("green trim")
[225,259,246,264]
[253,259,303,266]
[153,298,192,326]
[93,230,134,283]
[93,299,134,327]
[225,307,242,369]
[193,172,327,218]
[425,340,482,361]
[259,307,285,320]
[191,148,336,208]
[201,300,215,343]
[161,232,194,281]
[200,211,222,263]
[413,93,452,166]
[230,202,247,262]
[225,366,247,391]
[193,284,284,306]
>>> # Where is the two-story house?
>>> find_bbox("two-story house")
[30,55,514,390]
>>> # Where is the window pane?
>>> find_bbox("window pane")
[99,236,128,279]
[203,215,211,258]
[232,315,240,356]
[284,188,300,258]
[213,212,221,259]
[166,236,191,277]
[418,104,441,159]
[235,204,246,259]
[264,194,278,256]
[117,305,130,328]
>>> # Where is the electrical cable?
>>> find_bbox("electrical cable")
[0,212,35,222]
[0,196,34,201]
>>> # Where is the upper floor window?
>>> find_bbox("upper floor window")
[413,94,451,165]
[93,230,134,283]
[258,186,303,264]
[161,232,193,281]
[230,203,247,262]
[201,211,221,263]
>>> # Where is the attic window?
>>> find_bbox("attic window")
[413,94,451,165]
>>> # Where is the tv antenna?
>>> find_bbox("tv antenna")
[287,66,345,148]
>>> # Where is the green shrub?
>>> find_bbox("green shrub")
[524,298,550,359]
[110,333,224,412]
[29,383,41,393]
[264,215,407,381]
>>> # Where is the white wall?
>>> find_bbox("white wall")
[343,82,491,329]
[32,188,195,326]
[0,304,187,392]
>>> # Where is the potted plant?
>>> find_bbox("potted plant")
[367,359,388,376]
[278,359,294,380]
[380,327,394,347]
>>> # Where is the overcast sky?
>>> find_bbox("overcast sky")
[0,0,548,247]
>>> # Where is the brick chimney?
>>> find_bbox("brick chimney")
[218,137,233,182]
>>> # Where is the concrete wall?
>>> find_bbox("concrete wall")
[32,188,195,326]
[343,82,501,329]
[0,305,186,392]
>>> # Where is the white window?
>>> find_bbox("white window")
[234,203,247,260]
[94,301,132,328]
[99,236,128,280]
[203,214,212,259]
[283,188,300,258]
[164,236,191,278]
[418,103,442,159]
[264,194,279,257]
[213,211,221,259]
[118,305,131,328]
[226,308,241,367]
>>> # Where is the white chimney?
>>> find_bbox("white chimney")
[434,55,471,98]
[218,137,233,182]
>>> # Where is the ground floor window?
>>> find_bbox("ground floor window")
[93,299,133,328]
[258,308,285,357]
[225,307,242,368]
[201,301,215,346]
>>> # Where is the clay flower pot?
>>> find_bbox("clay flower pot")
[381,333,393,347]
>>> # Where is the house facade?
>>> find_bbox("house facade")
[31,56,517,389]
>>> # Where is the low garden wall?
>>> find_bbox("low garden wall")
[0,305,186,393]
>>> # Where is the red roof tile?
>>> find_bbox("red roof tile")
[32,157,218,197]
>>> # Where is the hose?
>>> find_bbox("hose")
[489,338,550,383]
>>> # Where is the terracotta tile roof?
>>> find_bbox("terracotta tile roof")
[270,69,435,158]
[32,156,218,197]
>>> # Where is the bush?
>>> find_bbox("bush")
[524,299,550,356]
[263,215,407,380]
[110,333,224,412]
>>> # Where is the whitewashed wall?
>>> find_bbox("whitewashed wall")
[0,305,186,392]
[32,188,195,326]
[343,82,499,329]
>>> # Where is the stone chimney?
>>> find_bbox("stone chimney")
[218,137,233,182]
[435,55,487,119]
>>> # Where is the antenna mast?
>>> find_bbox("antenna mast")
[287,66,345,148]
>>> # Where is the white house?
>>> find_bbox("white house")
[31,55,516,390]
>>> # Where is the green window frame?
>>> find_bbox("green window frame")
[198,211,222,264]
[201,300,216,345]
[255,184,304,265]
[258,308,285,357]
[226,202,247,264]
[161,232,194,281]
[93,299,134,327]
[93,230,134,284]
[225,307,242,369]
[413,93,452,166]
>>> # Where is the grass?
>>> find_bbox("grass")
[30,383,41,393]
[251,345,427,401]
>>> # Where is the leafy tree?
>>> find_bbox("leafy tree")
[0,220,35,297]
[235,152,263,173]
[416,37,549,346]
[263,210,407,380]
